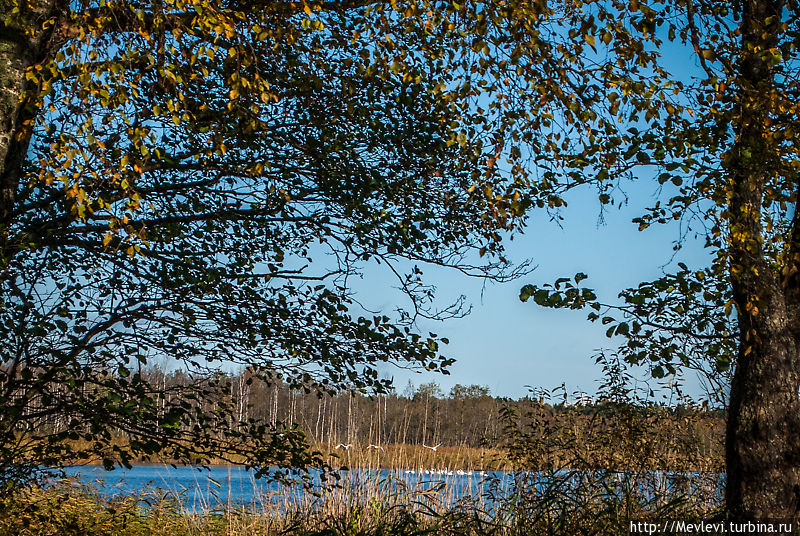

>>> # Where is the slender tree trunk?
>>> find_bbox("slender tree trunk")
[315,396,322,443]
[329,397,334,444]
[725,0,800,520]
[423,394,428,446]
[346,391,353,444]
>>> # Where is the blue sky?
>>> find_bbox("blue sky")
[357,180,713,401]
[353,34,718,402]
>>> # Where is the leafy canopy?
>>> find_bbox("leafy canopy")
[503,0,800,401]
[1,0,537,485]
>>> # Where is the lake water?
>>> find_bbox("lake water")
[58,465,723,513]
[60,465,509,511]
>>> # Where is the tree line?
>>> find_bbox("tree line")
[15,367,506,450]
[12,362,724,471]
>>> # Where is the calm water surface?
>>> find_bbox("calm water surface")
[61,465,506,510]
[59,465,723,512]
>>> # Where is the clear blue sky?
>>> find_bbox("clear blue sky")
[352,38,714,402]
[354,181,712,401]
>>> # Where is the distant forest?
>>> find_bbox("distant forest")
[26,366,723,460]
[145,369,508,449]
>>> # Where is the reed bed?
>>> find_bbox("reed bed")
[318,443,511,472]
[0,461,723,536]
[39,440,511,474]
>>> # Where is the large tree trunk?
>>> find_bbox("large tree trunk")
[725,0,800,521]
[726,296,800,519]
[0,0,60,265]
[0,24,31,224]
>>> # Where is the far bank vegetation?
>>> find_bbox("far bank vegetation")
[20,366,724,472]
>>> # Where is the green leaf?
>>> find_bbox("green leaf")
[519,284,535,302]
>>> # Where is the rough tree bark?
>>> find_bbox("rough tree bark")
[0,0,61,264]
[725,0,800,521]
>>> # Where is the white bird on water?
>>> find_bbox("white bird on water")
[334,443,354,450]
[422,443,442,452]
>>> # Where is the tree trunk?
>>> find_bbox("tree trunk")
[725,0,800,521]
[0,0,60,264]
[0,24,30,246]
[726,295,800,519]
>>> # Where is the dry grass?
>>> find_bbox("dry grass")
[0,471,498,536]
[0,462,724,536]
[317,443,511,472]
[40,440,511,474]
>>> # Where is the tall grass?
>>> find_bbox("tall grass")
[490,358,725,535]
[0,459,722,536]
[0,470,502,536]
[318,443,511,472]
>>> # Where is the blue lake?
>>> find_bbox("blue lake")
[60,465,508,511]
[57,465,723,513]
